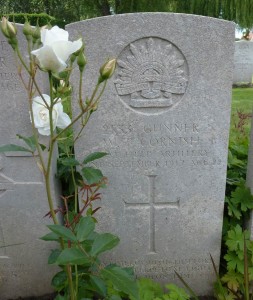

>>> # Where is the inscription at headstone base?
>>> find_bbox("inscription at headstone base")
[233,41,253,84]
[67,13,234,295]
[0,25,60,299]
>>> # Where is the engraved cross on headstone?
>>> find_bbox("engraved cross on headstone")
[123,174,180,254]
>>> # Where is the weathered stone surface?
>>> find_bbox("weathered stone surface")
[0,25,60,299]
[67,13,234,295]
[233,41,253,84]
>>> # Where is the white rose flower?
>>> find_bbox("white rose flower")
[31,26,82,73]
[32,94,71,136]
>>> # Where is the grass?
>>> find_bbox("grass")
[232,88,253,114]
[231,88,253,136]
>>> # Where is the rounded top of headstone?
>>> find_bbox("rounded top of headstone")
[66,12,235,28]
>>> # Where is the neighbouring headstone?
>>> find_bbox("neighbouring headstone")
[233,41,253,84]
[68,13,234,295]
[0,25,60,299]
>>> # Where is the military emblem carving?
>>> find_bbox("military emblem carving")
[115,37,188,113]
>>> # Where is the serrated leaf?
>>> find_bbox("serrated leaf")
[0,144,32,153]
[59,157,80,167]
[221,270,242,292]
[226,224,244,252]
[226,197,242,220]
[90,233,119,257]
[166,283,190,300]
[224,252,244,274]
[40,232,60,241]
[76,216,95,242]
[101,265,138,299]
[231,186,253,212]
[82,167,104,184]
[56,248,91,265]
[48,249,61,264]
[83,152,108,164]
[90,275,107,297]
[47,225,77,242]
[16,134,36,152]
[51,271,68,292]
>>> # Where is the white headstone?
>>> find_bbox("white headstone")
[68,13,234,295]
[233,41,253,84]
[0,24,60,299]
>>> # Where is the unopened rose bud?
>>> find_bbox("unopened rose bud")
[70,53,76,63]
[32,26,41,43]
[1,17,9,38]
[99,58,116,83]
[6,20,17,39]
[23,21,33,38]
[77,52,86,72]
[73,40,84,56]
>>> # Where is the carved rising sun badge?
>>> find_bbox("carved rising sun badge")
[115,37,188,114]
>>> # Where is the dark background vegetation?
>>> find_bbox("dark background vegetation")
[0,0,253,29]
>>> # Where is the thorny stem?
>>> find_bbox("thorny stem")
[74,81,107,143]
[42,71,58,225]
[16,47,50,109]
[47,72,75,298]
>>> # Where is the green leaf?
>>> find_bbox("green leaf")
[226,225,250,253]
[76,216,95,242]
[109,296,122,300]
[0,144,32,153]
[16,134,36,152]
[90,233,120,257]
[231,186,253,212]
[226,197,242,220]
[82,167,104,184]
[59,157,80,167]
[39,143,47,151]
[54,294,68,300]
[56,248,91,265]
[221,270,243,292]
[224,252,244,274]
[101,265,139,299]
[47,225,77,242]
[90,275,107,297]
[83,152,108,164]
[40,232,60,241]
[134,278,163,300]
[52,271,68,292]
[48,249,61,264]
[166,283,190,300]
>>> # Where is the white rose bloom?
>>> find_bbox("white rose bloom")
[31,26,82,73]
[32,94,71,136]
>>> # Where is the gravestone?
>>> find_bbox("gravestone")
[233,41,253,84]
[0,25,60,299]
[67,13,234,295]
